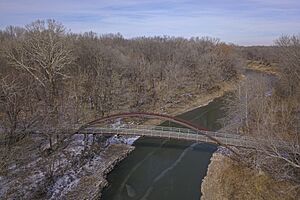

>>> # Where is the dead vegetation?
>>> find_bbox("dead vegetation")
[221,35,300,194]
[201,153,299,200]
[0,20,241,198]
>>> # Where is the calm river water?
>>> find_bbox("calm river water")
[101,70,275,200]
[101,95,228,200]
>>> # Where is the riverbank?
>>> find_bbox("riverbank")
[168,79,240,116]
[0,77,240,199]
[61,144,134,200]
[144,78,241,126]
[201,153,299,200]
[0,135,135,199]
[200,67,299,200]
[246,60,279,75]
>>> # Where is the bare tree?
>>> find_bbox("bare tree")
[275,35,300,99]
[0,75,41,143]
[4,19,74,149]
[223,54,300,184]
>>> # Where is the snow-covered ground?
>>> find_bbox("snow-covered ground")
[216,146,233,156]
[107,135,140,145]
[0,131,138,200]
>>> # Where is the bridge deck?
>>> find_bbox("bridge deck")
[79,125,259,148]
[73,112,290,149]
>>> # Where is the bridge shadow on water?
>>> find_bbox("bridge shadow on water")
[134,138,217,152]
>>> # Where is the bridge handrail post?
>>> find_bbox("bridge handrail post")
[180,128,183,139]
[151,128,153,137]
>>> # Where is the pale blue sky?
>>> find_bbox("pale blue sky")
[0,0,300,45]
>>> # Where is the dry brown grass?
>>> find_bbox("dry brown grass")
[247,60,280,76]
[201,154,299,200]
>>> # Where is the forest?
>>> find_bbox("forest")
[0,20,240,146]
[0,20,299,198]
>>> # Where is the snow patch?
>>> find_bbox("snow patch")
[107,135,140,145]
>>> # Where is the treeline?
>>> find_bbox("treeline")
[239,46,280,64]
[0,19,241,146]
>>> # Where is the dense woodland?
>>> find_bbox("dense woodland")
[0,20,299,197]
[0,20,240,145]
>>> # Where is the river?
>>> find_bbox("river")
[101,70,275,200]
[101,95,227,200]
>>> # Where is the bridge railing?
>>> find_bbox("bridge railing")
[89,125,292,146]
[81,125,252,145]
[83,125,243,139]
[80,125,292,148]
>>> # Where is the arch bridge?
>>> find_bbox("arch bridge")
[76,112,257,149]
